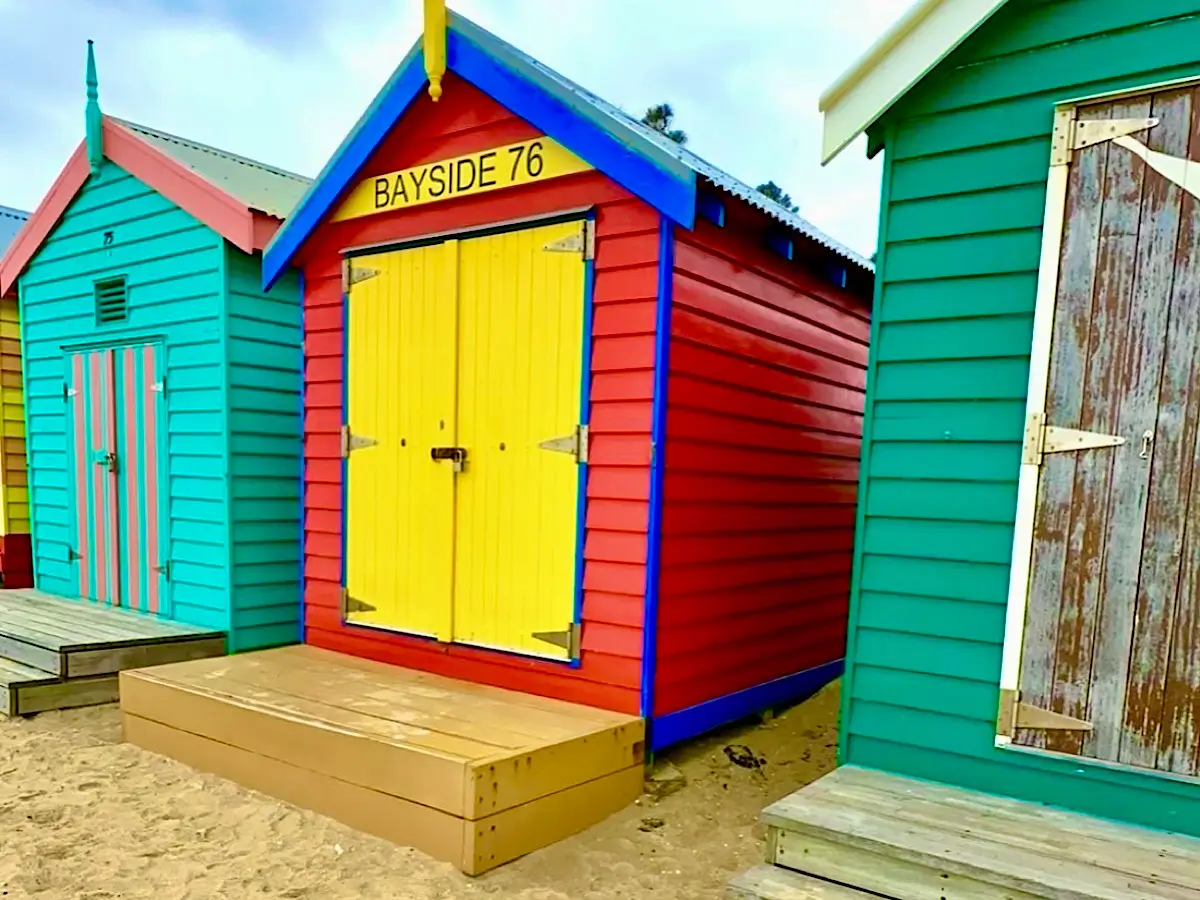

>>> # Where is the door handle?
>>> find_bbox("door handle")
[431,446,467,473]
[92,450,117,473]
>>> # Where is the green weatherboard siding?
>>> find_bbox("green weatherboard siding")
[846,0,1200,835]
[18,160,302,650]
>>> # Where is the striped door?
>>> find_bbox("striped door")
[68,345,167,614]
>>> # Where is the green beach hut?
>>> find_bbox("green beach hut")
[820,0,1200,835]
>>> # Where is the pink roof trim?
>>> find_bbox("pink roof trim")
[0,117,286,297]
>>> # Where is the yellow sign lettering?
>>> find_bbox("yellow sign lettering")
[332,136,593,222]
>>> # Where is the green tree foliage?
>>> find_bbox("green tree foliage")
[756,181,798,213]
[641,103,687,145]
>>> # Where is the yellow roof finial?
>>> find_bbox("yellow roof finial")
[424,0,447,101]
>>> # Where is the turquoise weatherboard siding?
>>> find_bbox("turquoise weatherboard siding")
[847,0,1200,836]
[18,160,302,649]
[222,245,302,652]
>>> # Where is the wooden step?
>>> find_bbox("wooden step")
[762,765,1200,900]
[121,645,645,875]
[729,865,878,899]
[0,654,117,716]
[0,589,224,677]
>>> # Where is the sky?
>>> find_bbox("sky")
[0,0,915,257]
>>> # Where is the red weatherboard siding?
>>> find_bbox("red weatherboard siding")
[299,75,656,714]
[654,218,871,716]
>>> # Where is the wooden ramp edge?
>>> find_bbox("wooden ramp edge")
[758,765,1200,900]
[120,645,646,874]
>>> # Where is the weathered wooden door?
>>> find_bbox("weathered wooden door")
[1008,82,1200,777]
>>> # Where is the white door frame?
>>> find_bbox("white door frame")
[994,76,1200,746]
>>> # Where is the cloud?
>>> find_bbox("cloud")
[0,0,910,256]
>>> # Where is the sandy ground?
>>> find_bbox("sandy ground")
[0,681,840,900]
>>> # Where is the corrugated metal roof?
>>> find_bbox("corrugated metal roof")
[0,206,28,255]
[113,118,312,219]
[453,14,873,273]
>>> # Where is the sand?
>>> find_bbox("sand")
[0,681,840,900]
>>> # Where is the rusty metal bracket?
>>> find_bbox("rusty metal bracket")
[998,689,1093,737]
[341,259,382,293]
[341,588,376,615]
[532,622,582,657]
[542,222,594,260]
[341,425,378,458]
[538,424,589,464]
[1050,110,1159,166]
[1022,412,1126,466]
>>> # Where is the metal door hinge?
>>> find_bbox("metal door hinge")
[538,424,589,464]
[341,259,382,292]
[342,588,376,615]
[997,688,1093,737]
[67,547,81,562]
[1051,112,1159,166]
[1022,411,1126,466]
[153,560,171,581]
[63,385,77,402]
[543,222,594,260]
[341,425,378,457]
[532,622,581,657]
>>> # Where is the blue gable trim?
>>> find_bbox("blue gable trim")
[262,27,697,289]
[262,47,427,289]
[447,30,696,228]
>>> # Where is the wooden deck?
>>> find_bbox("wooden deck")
[120,645,645,874]
[731,765,1200,900]
[0,589,225,716]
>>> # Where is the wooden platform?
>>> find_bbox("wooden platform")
[120,645,645,874]
[731,765,1200,900]
[0,589,225,716]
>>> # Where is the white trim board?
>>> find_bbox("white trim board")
[818,0,1008,163]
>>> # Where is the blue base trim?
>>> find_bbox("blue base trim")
[639,217,675,718]
[648,658,845,751]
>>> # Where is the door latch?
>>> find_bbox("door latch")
[430,446,468,473]
[92,450,118,473]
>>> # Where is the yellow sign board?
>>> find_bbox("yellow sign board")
[333,137,593,222]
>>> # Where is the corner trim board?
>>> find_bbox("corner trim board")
[650,659,845,751]
[640,217,674,720]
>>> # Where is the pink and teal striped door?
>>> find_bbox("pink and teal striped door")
[67,344,167,615]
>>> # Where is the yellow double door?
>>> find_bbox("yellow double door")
[344,219,588,661]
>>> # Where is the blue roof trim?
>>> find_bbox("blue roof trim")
[262,45,427,288]
[448,29,697,228]
[263,11,869,288]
